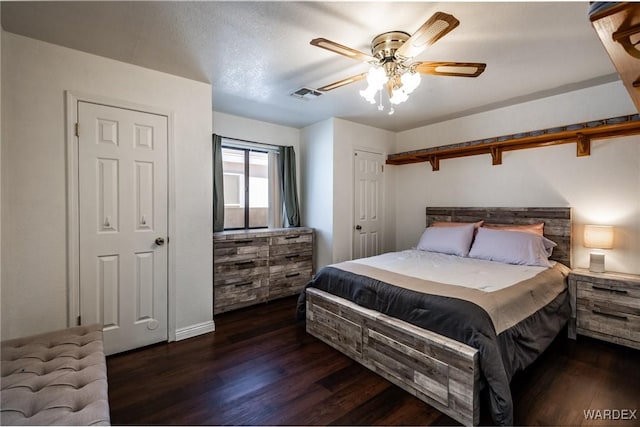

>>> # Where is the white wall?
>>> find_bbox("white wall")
[213,111,300,149]
[396,81,640,274]
[332,118,396,263]
[1,32,213,340]
[301,118,397,270]
[300,119,334,269]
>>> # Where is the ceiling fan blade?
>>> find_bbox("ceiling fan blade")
[414,61,486,77]
[395,12,460,60]
[311,38,377,63]
[316,72,368,92]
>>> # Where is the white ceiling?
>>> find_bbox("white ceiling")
[1,1,618,132]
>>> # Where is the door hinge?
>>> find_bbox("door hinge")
[381,165,384,172]
[75,123,79,137]
[76,315,82,326]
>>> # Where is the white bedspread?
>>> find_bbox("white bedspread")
[351,249,554,292]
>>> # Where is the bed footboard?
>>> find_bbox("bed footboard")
[306,288,480,427]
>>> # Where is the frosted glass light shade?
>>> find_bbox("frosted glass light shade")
[583,225,614,249]
[400,71,421,94]
[359,85,377,104]
[389,88,408,105]
[366,67,386,89]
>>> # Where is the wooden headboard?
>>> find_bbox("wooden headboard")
[426,207,572,267]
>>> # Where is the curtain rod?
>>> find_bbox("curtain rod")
[219,135,282,151]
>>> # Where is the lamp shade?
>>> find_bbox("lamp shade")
[583,225,614,249]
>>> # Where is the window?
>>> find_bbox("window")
[221,143,277,230]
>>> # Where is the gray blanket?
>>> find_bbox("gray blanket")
[297,265,570,425]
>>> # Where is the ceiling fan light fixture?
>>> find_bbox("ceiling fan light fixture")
[389,87,409,105]
[366,66,387,88]
[360,66,386,104]
[400,71,421,94]
[309,11,482,114]
[360,86,378,104]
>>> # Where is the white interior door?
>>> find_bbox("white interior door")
[78,101,168,355]
[353,150,383,259]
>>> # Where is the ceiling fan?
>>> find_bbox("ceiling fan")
[310,12,486,107]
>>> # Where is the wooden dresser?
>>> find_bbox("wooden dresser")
[568,268,640,350]
[213,227,313,314]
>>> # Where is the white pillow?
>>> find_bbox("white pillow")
[417,223,475,257]
[468,227,557,267]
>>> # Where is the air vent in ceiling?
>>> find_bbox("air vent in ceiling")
[290,87,322,100]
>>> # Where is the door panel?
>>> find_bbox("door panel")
[78,101,168,355]
[98,255,119,329]
[134,252,154,321]
[135,161,154,231]
[97,158,119,233]
[353,150,384,260]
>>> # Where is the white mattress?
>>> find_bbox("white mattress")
[351,249,553,292]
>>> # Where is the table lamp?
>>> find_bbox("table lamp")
[583,225,614,273]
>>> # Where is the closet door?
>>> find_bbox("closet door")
[78,101,168,355]
[353,150,383,259]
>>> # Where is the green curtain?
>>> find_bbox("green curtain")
[279,146,300,227]
[213,134,224,232]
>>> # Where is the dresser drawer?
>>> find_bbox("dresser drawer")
[576,299,640,343]
[214,276,268,314]
[576,279,640,344]
[214,259,269,279]
[271,233,312,246]
[270,252,312,269]
[576,279,640,301]
[214,237,269,264]
[269,268,313,299]
[270,241,312,257]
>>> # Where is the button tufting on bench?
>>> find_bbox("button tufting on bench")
[1,325,110,426]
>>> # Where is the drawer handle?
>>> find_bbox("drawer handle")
[285,273,300,278]
[235,260,255,266]
[284,235,300,240]
[592,310,628,322]
[234,239,254,244]
[592,285,628,295]
[285,254,300,260]
[234,281,254,288]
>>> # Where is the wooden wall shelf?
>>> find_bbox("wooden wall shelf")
[386,114,640,170]
[590,3,640,113]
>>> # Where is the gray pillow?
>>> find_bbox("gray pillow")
[417,223,475,257]
[468,227,557,267]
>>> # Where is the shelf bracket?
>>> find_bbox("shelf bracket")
[428,156,440,171]
[576,133,591,157]
[490,147,503,165]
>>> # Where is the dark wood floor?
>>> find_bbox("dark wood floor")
[107,296,640,426]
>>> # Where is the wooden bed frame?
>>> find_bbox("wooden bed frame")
[306,207,572,426]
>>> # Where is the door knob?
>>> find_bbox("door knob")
[355,225,362,230]
[155,237,165,246]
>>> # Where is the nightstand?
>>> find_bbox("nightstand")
[568,268,640,350]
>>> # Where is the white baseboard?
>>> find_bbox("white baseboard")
[175,320,215,341]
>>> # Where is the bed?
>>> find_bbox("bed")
[297,207,572,426]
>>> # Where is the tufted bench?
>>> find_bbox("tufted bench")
[1,324,110,425]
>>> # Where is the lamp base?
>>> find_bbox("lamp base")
[589,252,605,273]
